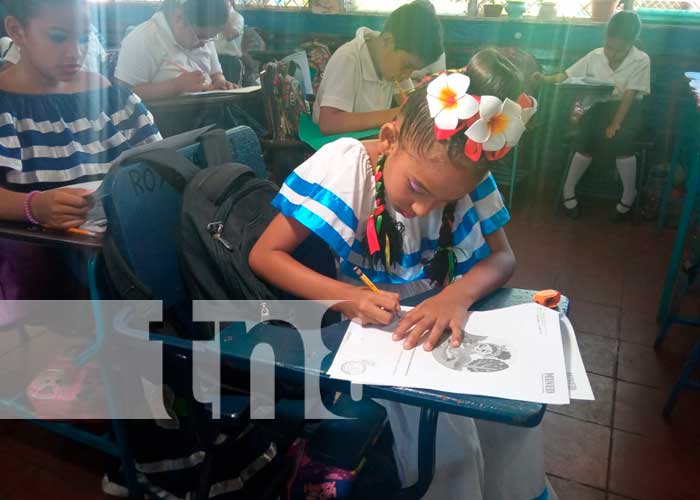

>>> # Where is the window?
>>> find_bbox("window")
[348,0,699,16]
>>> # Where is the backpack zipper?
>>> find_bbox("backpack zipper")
[207,221,233,251]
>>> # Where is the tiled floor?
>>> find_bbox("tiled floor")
[507,195,700,500]
[0,193,699,499]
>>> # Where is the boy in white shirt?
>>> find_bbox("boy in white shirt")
[535,11,650,221]
[312,0,443,135]
[115,0,236,101]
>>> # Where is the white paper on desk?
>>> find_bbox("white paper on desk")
[281,51,313,96]
[558,314,594,401]
[182,85,262,97]
[563,76,612,86]
[328,303,570,405]
[72,125,214,232]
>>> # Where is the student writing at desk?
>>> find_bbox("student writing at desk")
[534,12,650,221]
[251,50,551,500]
[115,0,236,101]
[312,0,444,135]
[0,0,161,299]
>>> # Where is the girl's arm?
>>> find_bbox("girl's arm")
[532,72,568,84]
[249,213,400,324]
[318,106,400,135]
[394,228,516,350]
[120,71,208,101]
[0,187,90,228]
[606,89,638,139]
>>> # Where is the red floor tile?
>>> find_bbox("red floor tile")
[576,333,619,377]
[543,413,611,490]
[614,380,700,446]
[616,341,688,389]
[568,301,620,339]
[609,430,700,500]
[4,468,110,500]
[549,373,614,426]
[548,475,606,500]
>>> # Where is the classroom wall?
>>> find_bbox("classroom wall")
[87,3,700,161]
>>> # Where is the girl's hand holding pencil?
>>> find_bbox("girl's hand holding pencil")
[346,266,400,326]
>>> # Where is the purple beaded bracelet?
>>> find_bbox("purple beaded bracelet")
[24,191,41,225]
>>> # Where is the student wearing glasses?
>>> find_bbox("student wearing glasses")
[115,0,236,101]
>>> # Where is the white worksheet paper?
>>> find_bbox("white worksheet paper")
[328,303,571,405]
[559,314,594,401]
[182,85,262,97]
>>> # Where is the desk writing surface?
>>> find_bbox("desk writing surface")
[0,221,103,249]
[218,288,568,427]
[145,89,261,110]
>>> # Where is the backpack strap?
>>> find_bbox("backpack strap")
[198,128,233,167]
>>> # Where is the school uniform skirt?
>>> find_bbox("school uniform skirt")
[575,100,643,159]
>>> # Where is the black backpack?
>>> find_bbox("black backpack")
[179,162,282,304]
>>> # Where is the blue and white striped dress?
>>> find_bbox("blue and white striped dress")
[273,138,553,500]
[273,137,510,297]
[0,85,161,192]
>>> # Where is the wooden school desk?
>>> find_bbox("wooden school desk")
[145,89,264,138]
[532,81,615,203]
[212,287,569,498]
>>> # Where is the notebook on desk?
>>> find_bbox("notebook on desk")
[562,76,613,87]
[182,85,262,97]
[298,113,380,151]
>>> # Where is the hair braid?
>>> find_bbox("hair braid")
[423,202,458,286]
[363,154,404,271]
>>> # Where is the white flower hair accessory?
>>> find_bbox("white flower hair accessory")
[427,73,479,135]
[425,70,537,162]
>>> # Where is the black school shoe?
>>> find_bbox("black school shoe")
[611,202,633,223]
[562,197,581,219]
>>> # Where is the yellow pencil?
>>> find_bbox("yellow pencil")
[67,227,98,237]
[352,265,380,293]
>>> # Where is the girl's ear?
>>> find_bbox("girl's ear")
[5,17,27,49]
[378,121,400,155]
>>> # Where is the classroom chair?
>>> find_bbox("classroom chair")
[555,133,654,220]
[97,126,393,499]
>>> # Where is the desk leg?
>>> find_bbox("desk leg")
[394,408,439,500]
[656,147,700,329]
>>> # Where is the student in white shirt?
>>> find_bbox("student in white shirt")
[313,0,443,135]
[535,12,650,221]
[0,24,106,73]
[215,0,245,86]
[115,0,236,101]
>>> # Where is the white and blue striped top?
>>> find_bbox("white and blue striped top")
[273,138,510,293]
[0,85,162,192]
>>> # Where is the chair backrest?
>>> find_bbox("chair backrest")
[178,125,267,178]
[102,126,267,309]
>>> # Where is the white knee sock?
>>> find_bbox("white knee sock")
[616,155,637,213]
[563,153,592,209]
